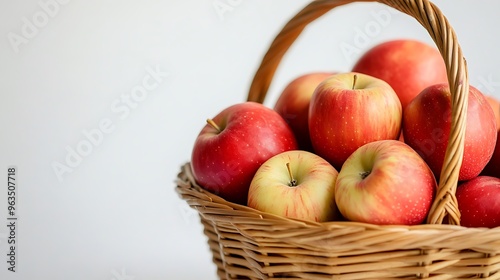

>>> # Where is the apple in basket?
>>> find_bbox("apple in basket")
[403,83,497,181]
[456,176,500,228]
[273,72,335,152]
[247,150,339,222]
[309,72,402,170]
[190,101,298,205]
[352,39,448,111]
[335,140,437,225]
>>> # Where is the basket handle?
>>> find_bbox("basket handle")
[247,0,468,226]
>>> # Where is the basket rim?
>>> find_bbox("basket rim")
[176,162,500,255]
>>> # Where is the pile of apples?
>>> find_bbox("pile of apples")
[190,39,500,228]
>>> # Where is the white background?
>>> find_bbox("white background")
[0,1,499,280]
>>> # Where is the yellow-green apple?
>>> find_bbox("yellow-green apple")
[352,39,447,111]
[335,140,437,225]
[485,95,500,130]
[403,83,497,181]
[247,150,339,222]
[309,72,402,170]
[481,130,500,178]
[456,176,500,228]
[191,101,298,205]
[274,72,335,151]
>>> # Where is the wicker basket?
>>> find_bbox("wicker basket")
[176,0,500,279]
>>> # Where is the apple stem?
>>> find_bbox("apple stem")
[206,118,221,132]
[360,171,370,180]
[286,162,297,187]
[352,74,358,90]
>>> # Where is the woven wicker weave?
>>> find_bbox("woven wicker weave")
[176,0,500,279]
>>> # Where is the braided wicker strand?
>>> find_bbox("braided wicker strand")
[247,0,468,226]
[385,0,469,226]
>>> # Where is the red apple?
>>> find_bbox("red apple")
[248,150,339,222]
[456,176,500,228]
[309,72,402,170]
[403,83,497,181]
[335,140,437,225]
[191,101,298,205]
[481,130,500,178]
[274,72,335,151]
[352,39,447,111]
